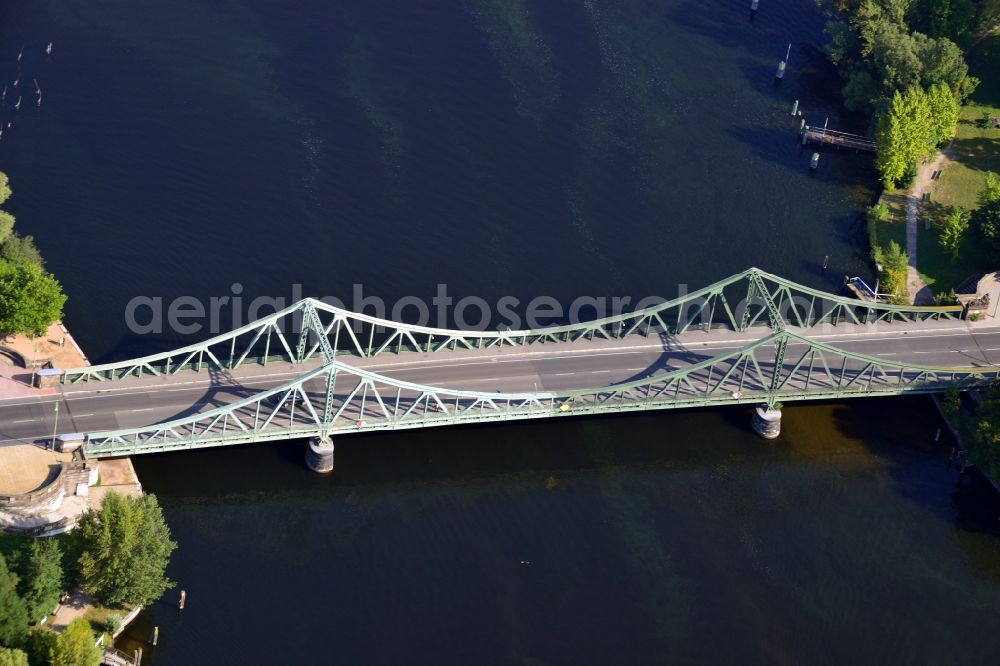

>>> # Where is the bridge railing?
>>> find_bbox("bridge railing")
[82,330,995,458]
[61,268,965,385]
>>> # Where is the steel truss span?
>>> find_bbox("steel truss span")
[62,268,982,458]
[63,268,962,384]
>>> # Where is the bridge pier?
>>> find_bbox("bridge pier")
[751,406,781,439]
[305,435,334,473]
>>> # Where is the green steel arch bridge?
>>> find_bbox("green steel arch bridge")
[11,268,999,463]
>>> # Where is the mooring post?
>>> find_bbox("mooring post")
[775,42,790,79]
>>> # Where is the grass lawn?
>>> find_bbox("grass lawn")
[931,104,1000,213]
[911,33,1000,293]
[915,213,992,292]
[874,189,909,249]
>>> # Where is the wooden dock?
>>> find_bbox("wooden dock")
[801,127,875,152]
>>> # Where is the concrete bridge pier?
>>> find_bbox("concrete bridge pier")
[306,435,334,473]
[751,405,782,439]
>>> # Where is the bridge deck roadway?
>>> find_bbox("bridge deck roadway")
[1,320,998,447]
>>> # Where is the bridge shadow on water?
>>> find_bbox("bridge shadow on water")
[826,395,1000,542]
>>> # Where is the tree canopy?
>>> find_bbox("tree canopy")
[873,239,910,301]
[972,198,1000,260]
[73,491,177,607]
[0,556,28,648]
[0,234,44,268]
[0,259,66,337]
[0,647,28,666]
[17,539,63,623]
[0,172,62,336]
[938,206,968,260]
[48,618,100,666]
[968,388,1000,482]
[873,83,958,187]
[820,0,979,138]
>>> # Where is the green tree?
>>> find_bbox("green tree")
[913,0,976,40]
[942,385,961,423]
[927,82,959,145]
[0,647,28,666]
[876,90,911,187]
[17,540,63,623]
[49,618,100,666]
[972,198,1000,260]
[939,206,968,260]
[969,388,1000,481]
[74,491,177,607]
[874,239,909,299]
[0,213,13,248]
[915,33,975,98]
[901,85,934,161]
[980,172,1000,207]
[0,259,66,337]
[23,630,56,666]
[0,555,28,648]
[0,173,13,246]
[843,67,881,112]
[872,26,923,93]
[0,234,44,268]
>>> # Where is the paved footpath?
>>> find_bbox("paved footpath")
[906,146,953,305]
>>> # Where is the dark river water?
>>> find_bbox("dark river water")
[2,0,1000,663]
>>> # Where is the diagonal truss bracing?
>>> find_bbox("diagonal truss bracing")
[62,268,964,384]
[82,329,995,458]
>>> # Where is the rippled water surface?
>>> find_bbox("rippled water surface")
[1,0,999,663]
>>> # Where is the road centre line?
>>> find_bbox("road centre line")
[5,326,998,408]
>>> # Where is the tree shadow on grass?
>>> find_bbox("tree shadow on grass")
[950,135,1000,173]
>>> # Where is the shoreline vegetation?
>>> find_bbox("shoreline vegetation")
[0,169,170,663]
[0,172,66,339]
[817,0,1000,478]
[815,0,999,303]
[0,491,176,666]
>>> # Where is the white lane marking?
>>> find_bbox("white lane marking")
[875,353,897,357]
[591,370,610,374]
[130,408,155,412]
[50,326,999,399]
[555,372,574,376]
[74,413,94,417]
[12,418,35,423]
[5,324,999,409]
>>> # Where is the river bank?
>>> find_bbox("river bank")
[865,31,1000,303]
[0,317,143,535]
